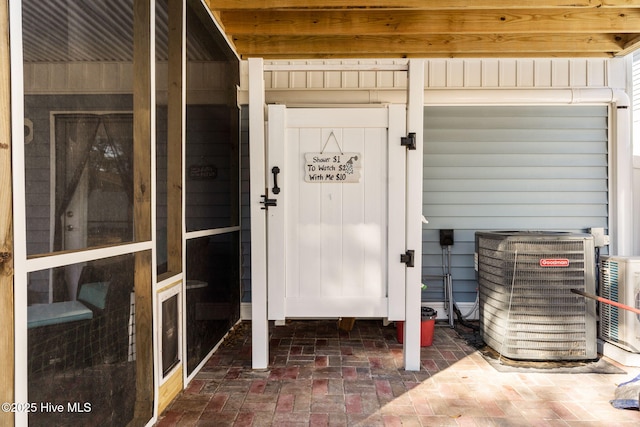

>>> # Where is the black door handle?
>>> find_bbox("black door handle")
[272,166,281,194]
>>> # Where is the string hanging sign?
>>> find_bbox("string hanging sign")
[304,131,362,183]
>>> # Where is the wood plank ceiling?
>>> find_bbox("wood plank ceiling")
[204,0,640,59]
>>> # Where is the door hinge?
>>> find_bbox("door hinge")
[400,250,415,267]
[400,132,416,150]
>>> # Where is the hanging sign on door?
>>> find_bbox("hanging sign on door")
[304,152,362,183]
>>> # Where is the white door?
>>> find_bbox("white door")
[266,105,407,320]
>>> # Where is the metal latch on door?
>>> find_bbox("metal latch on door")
[260,194,277,210]
[260,166,281,210]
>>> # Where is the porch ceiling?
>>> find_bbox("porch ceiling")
[204,0,640,59]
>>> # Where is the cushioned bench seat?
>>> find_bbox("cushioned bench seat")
[27,270,126,375]
[78,281,109,310]
[27,301,93,329]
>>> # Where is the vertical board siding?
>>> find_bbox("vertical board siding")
[264,59,409,90]
[260,58,609,91]
[422,105,608,305]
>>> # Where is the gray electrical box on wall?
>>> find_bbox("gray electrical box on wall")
[439,229,454,246]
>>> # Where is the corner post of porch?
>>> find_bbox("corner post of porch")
[610,91,633,256]
[404,59,425,371]
[248,58,269,369]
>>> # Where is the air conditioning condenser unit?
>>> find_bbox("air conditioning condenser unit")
[476,231,597,361]
[599,256,640,353]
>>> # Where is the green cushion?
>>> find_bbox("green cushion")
[78,281,110,310]
[27,301,93,329]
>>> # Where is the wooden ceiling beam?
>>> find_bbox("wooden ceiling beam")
[220,9,640,36]
[233,33,626,57]
[256,52,613,59]
[615,34,640,56]
[205,1,640,58]
[206,1,639,11]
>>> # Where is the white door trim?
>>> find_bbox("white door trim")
[404,59,425,371]
[248,58,269,370]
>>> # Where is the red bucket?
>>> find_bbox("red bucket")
[396,307,437,347]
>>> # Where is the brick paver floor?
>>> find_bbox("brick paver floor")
[155,319,640,426]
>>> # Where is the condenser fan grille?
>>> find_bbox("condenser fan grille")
[476,231,597,361]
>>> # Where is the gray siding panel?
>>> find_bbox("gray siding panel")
[425,154,606,167]
[240,106,252,302]
[422,105,608,305]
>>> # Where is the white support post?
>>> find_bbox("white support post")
[611,99,633,256]
[9,0,28,423]
[248,58,269,369]
[404,59,425,371]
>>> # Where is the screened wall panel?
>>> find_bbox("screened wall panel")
[184,0,239,233]
[21,1,152,425]
[422,105,608,305]
[186,232,240,374]
[155,0,169,276]
[185,105,238,231]
[183,0,241,376]
[24,98,134,302]
[27,254,135,426]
